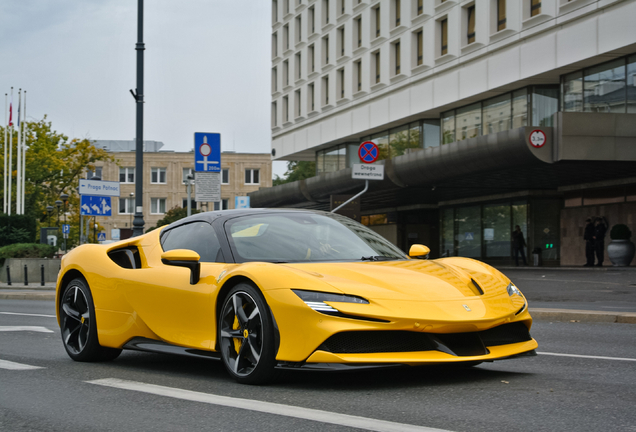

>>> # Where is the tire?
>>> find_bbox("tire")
[59,278,122,362]
[218,283,277,384]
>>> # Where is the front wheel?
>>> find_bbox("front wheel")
[218,283,277,384]
[59,278,121,362]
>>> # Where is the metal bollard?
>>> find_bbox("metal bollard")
[6,266,11,286]
[41,265,45,286]
[24,265,28,286]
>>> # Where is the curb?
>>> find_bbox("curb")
[0,292,56,301]
[529,308,636,324]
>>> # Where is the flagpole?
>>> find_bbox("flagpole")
[21,90,27,214]
[3,93,7,214]
[7,87,13,216]
[16,89,21,215]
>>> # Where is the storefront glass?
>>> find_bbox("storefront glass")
[422,120,440,148]
[441,111,455,144]
[512,88,528,128]
[584,59,626,113]
[563,71,583,112]
[456,206,481,258]
[483,94,511,135]
[627,55,636,113]
[389,125,411,157]
[483,203,510,257]
[532,86,559,127]
[455,103,481,141]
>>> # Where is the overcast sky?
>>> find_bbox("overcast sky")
[0,0,286,177]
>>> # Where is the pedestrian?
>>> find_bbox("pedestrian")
[583,217,595,266]
[512,225,527,266]
[593,217,607,266]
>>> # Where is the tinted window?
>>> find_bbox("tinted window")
[161,222,224,263]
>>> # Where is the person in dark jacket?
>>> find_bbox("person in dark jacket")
[593,217,607,266]
[512,225,527,266]
[583,217,595,267]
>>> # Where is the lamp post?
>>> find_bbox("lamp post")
[129,192,134,228]
[55,200,63,227]
[131,0,146,237]
[60,193,69,253]
[94,219,98,243]
[46,205,54,227]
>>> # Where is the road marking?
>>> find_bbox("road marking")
[0,359,44,370]
[0,311,56,318]
[538,352,636,362]
[0,326,54,333]
[88,378,452,432]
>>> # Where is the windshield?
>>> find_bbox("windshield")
[225,212,407,263]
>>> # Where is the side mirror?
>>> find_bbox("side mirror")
[161,249,201,285]
[409,244,430,259]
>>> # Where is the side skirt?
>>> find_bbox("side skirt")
[123,337,221,361]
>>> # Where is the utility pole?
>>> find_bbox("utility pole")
[131,0,145,236]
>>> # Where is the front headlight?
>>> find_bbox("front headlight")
[507,283,522,297]
[292,289,369,314]
[507,283,527,314]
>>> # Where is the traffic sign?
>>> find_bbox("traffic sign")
[62,224,70,234]
[358,141,379,164]
[79,179,120,197]
[352,164,384,180]
[194,133,221,172]
[97,232,106,242]
[529,130,546,148]
[80,195,112,216]
[235,196,250,209]
[195,172,221,202]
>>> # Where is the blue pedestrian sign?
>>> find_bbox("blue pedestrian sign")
[97,232,106,242]
[80,196,112,216]
[194,133,221,172]
[62,224,70,234]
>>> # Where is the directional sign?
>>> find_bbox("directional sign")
[97,232,106,242]
[80,196,112,216]
[358,141,379,164]
[194,133,221,172]
[79,179,120,197]
[62,224,70,234]
[352,164,384,180]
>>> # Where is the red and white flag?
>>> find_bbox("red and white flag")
[8,95,12,127]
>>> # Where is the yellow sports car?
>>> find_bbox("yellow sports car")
[56,209,537,384]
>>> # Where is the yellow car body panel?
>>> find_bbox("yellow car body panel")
[56,219,536,367]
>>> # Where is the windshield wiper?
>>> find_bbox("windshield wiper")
[360,256,399,261]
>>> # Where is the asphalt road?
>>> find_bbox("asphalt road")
[1,299,635,432]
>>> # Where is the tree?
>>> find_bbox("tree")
[0,116,113,247]
[145,206,200,232]
[273,161,316,186]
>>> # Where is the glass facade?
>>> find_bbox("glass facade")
[483,94,511,135]
[562,55,636,114]
[532,86,559,127]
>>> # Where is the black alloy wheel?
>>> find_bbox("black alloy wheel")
[218,283,277,384]
[59,278,121,362]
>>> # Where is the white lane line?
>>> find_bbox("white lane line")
[0,359,44,370]
[88,378,452,432]
[538,352,636,362]
[0,326,54,333]
[0,311,56,318]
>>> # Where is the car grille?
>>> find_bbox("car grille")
[317,322,531,357]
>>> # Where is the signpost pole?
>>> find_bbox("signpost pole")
[132,0,145,237]
[331,181,368,214]
[79,215,83,245]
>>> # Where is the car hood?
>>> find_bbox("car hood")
[281,259,508,301]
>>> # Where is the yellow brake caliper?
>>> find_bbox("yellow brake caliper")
[232,315,242,353]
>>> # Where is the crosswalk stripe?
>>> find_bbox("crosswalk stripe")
[88,378,452,432]
[538,352,636,362]
[0,326,54,333]
[0,311,57,318]
[0,359,44,370]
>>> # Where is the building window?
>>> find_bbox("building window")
[308,82,315,111]
[531,0,541,17]
[151,167,166,184]
[356,17,362,48]
[119,167,135,183]
[497,0,506,31]
[295,52,302,80]
[151,198,166,215]
[466,5,475,44]
[245,169,260,185]
[284,0,290,15]
[440,18,448,55]
[339,0,344,15]
[295,15,302,43]
[213,199,229,211]
[182,198,196,210]
[394,42,401,75]
[395,0,401,27]
[338,68,345,99]
[272,67,278,92]
[356,60,362,92]
[273,0,278,22]
[283,60,289,86]
[339,26,345,57]
[416,30,423,66]
[417,0,423,16]
[374,6,381,38]
[375,51,381,83]
[272,101,278,127]
[323,35,329,65]
[322,75,330,105]
[295,89,302,117]
[323,0,330,25]
[182,168,194,183]
[309,6,315,34]
[86,166,102,180]
[272,32,278,57]
[283,95,289,123]
[283,24,289,50]
[119,197,134,214]
[222,168,229,184]
[308,44,315,72]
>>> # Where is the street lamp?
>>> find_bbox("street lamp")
[94,220,98,243]
[46,205,54,227]
[60,193,69,253]
[55,200,63,227]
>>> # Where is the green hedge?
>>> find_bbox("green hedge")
[0,214,37,246]
[0,243,57,267]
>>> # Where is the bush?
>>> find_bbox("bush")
[0,214,37,246]
[0,243,57,266]
[610,224,632,240]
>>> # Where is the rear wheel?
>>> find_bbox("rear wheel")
[218,283,277,384]
[59,278,121,362]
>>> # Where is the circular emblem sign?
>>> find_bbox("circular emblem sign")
[529,130,547,148]
[358,141,380,164]
[199,143,212,156]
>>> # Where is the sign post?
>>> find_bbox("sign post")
[78,179,119,243]
[194,132,221,210]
